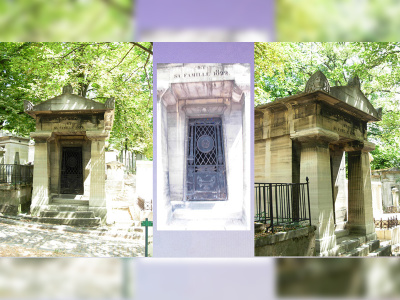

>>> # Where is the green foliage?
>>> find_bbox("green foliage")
[255,42,400,170]
[0,42,153,159]
[0,1,132,41]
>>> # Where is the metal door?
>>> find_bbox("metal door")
[60,147,84,194]
[186,118,227,201]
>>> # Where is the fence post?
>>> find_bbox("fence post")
[269,183,273,233]
[306,177,311,226]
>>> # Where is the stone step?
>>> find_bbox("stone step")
[52,198,89,206]
[335,229,349,239]
[336,236,363,255]
[32,216,101,227]
[46,205,89,212]
[339,239,381,257]
[341,244,371,257]
[39,211,95,218]
[367,240,380,252]
[367,245,392,257]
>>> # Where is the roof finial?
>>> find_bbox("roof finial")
[62,84,73,94]
[305,70,330,93]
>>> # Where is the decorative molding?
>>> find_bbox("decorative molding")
[290,127,339,143]
[182,104,227,116]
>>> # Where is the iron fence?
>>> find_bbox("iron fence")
[255,177,311,233]
[374,216,399,229]
[0,164,34,185]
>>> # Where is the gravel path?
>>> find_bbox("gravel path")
[0,219,149,257]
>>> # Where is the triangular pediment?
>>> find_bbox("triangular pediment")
[31,94,106,112]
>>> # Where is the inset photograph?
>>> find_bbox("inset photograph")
[254,42,396,257]
[157,63,251,230]
[0,42,153,257]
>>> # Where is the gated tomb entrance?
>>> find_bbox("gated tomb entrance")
[187,117,227,201]
[60,146,83,194]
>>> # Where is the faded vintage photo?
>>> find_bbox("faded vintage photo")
[157,63,251,230]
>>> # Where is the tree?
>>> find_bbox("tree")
[0,42,153,159]
[255,42,400,169]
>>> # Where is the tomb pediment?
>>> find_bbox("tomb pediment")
[24,85,114,117]
[256,72,380,122]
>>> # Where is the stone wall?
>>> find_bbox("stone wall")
[0,184,32,215]
[255,226,317,256]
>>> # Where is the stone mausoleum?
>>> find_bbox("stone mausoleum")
[157,63,251,230]
[24,85,115,225]
[255,71,382,255]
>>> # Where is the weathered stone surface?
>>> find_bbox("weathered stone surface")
[255,226,317,256]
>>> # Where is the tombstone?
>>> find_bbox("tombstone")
[255,71,381,255]
[25,85,115,224]
[157,63,251,229]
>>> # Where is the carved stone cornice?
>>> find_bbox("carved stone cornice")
[290,127,339,143]
[30,131,53,142]
[344,140,375,152]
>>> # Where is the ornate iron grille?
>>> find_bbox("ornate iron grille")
[187,118,227,201]
[60,147,83,194]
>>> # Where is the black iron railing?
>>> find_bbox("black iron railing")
[374,217,399,229]
[0,164,34,185]
[255,177,311,233]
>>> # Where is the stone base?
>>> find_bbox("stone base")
[89,206,108,225]
[165,200,247,230]
[316,234,337,256]
[347,223,376,237]
[255,226,317,256]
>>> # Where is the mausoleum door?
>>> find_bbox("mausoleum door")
[186,118,227,201]
[60,146,84,194]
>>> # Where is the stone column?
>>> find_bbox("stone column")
[292,128,339,255]
[346,141,376,239]
[30,132,52,215]
[87,131,109,221]
[330,146,347,227]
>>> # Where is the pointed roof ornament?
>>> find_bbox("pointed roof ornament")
[305,70,330,93]
[347,75,361,89]
[62,84,73,94]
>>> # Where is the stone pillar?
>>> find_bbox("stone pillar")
[292,127,339,255]
[89,138,106,207]
[330,147,347,227]
[346,142,376,239]
[87,131,109,222]
[30,137,51,215]
[300,140,336,254]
